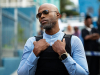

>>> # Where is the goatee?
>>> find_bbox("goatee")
[42,22,56,30]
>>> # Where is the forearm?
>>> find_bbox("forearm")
[91,34,100,40]
[62,54,89,75]
[17,51,39,75]
[17,61,37,75]
[85,34,100,40]
[91,36,99,40]
[84,34,93,40]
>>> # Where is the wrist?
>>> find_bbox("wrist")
[33,47,41,57]
[59,52,68,60]
[58,49,66,56]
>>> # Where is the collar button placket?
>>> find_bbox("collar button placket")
[50,36,52,45]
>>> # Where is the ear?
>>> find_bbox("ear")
[57,13,61,18]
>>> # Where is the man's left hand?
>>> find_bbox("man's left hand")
[52,38,66,56]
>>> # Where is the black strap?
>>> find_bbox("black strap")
[63,34,72,50]
[35,35,43,41]
[63,34,72,56]
[35,34,72,56]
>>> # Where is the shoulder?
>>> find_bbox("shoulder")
[71,35,82,46]
[64,34,79,42]
[28,37,36,42]
[25,37,36,46]
[71,35,80,40]
[23,37,36,53]
[82,28,86,32]
[92,27,98,30]
[71,35,84,54]
[92,27,99,32]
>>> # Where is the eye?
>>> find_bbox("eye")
[38,13,42,18]
[43,10,49,14]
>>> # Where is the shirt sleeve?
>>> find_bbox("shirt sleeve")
[62,36,89,75]
[17,37,39,75]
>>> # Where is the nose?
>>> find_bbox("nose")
[40,13,45,19]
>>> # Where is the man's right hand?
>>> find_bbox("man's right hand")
[33,39,50,57]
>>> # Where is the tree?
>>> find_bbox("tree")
[60,0,79,16]
[60,0,74,11]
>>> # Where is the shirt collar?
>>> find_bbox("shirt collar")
[43,30,61,38]
[85,24,93,32]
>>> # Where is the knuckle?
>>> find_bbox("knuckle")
[57,40,60,42]
[47,43,49,46]
[43,39,46,42]
[57,40,59,42]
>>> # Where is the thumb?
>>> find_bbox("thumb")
[62,38,66,44]
[33,41,36,45]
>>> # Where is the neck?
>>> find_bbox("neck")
[45,22,60,35]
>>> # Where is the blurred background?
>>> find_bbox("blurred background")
[0,0,100,75]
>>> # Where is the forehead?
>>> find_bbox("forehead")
[87,18,92,21]
[38,5,55,13]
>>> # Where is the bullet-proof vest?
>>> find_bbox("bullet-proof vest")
[35,34,72,75]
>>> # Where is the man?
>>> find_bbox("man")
[17,3,89,75]
[97,9,100,34]
[82,15,100,75]
[64,25,74,35]
[73,26,80,38]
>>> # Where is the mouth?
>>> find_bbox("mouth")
[41,20,48,24]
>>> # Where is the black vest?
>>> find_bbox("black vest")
[35,34,72,75]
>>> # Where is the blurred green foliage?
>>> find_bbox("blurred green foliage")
[60,0,79,16]
[61,10,79,16]
[18,23,24,42]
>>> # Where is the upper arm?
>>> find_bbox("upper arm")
[71,36,88,71]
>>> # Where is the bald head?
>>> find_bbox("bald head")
[38,3,59,13]
[37,3,60,34]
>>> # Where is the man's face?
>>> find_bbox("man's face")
[37,5,58,30]
[74,27,78,32]
[85,18,92,27]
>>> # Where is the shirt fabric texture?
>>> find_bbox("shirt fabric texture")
[17,30,89,75]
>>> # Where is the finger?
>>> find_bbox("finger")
[57,40,61,42]
[58,40,61,42]
[47,43,50,46]
[63,38,66,44]
[33,41,36,45]
[52,43,54,47]
[42,39,46,41]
